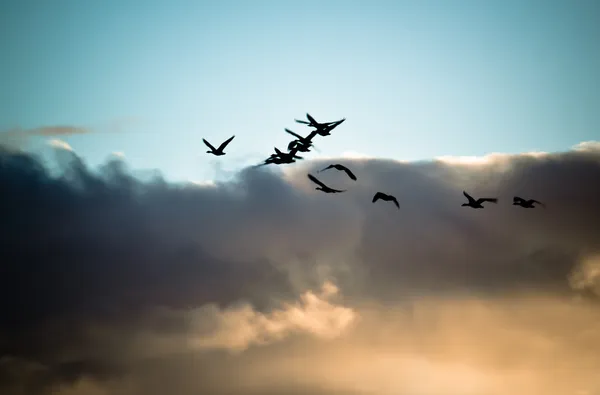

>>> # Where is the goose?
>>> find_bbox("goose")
[285,128,318,148]
[372,192,400,209]
[513,196,545,208]
[295,113,345,136]
[203,135,235,156]
[307,174,345,194]
[462,191,498,208]
[317,164,357,181]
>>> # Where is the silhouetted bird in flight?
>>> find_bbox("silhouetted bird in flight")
[318,164,357,181]
[273,146,302,161]
[257,146,302,166]
[513,196,545,208]
[203,135,235,156]
[307,174,345,194]
[288,139,313,153]
[285,129,319,153]
[295,113,345,136]
[461,191,498,208]
[372,192,399,209]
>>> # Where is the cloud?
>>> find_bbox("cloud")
[188,281,357,352]
[48,139,74,151]
[0,118,136,149]
[0,141,599,395]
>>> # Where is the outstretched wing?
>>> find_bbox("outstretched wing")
[340,165,357,181]
[202,138,216,151]
[513,196,526,202]
[372,192,386,203]
[530,199,546,208]
[217,135,235,151]
[307,174,328,189]
[306,113,317,125]
[295,119,310,125]
[330,188,346,193]
[463,191,476,204]
[318,164,335,173]
[478,198,498,204]
[284,128,303,140]
[391,197,400,209]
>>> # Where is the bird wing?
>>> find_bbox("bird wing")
[305,130,318,141]
[330,188,346,193]
[463,191,476,204]
[478,198,498,204]
[391,197,400,209]
[372,192,385,203]
[513,196,525,202]
[307,174,328,189]
[202,139,217,151]
[530,199,545,207]
[295,119,310,125]
[287,140,299,151]
[318,164,335,173]
[341,166,357,180]
[217,135,235,151]
[306,113,317,125]
[284,128,303,140]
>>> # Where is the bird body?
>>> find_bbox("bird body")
[307,174,345,193]
[461,191,498,208]
[372,192,399,209]
[203,135,235,156]
[318,164,357,181]
[513,196,545,208]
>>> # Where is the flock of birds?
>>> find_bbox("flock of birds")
[202,113,546,211]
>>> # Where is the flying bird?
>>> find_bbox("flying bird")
[257,146,303,167]
[318,164,357,181]
[461,191,498,208]
[307,174,346,194]
[203,135,235,156]
[372,192,400,209]
[513,196,545,208]
[273,146,303,161]
[285,128,318,153]
[295,113,345,136]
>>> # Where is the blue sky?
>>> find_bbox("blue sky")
[1,0,599,182]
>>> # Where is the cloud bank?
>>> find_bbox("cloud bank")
[1,141,600,395]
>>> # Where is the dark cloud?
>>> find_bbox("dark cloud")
[1,142,600,395]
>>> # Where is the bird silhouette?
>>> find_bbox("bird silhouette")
[203,135,235,156]
[285,128,318,153]
[295,113,345,136]
[307,174,345,193]
[461,191,498,208]
[372,192,399,209]
[513,196,545,208]
[273,146,303,161]
[317,164,357,181]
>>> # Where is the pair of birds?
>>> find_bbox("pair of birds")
[307,164,401,209]
[461,191,545,209]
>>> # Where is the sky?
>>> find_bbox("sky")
[1,0,600,181]
[2,1,600,395]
